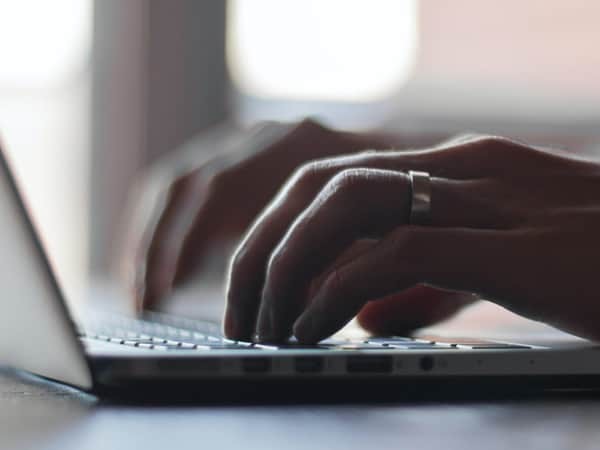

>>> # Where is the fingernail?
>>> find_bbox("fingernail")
[253,332,278,344]
[254,318,278,343]
[255,325,288,343]
[254,315,270,343]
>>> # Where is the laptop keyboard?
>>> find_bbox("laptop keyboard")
[80,311,531,351]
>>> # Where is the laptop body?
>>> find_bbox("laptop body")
[1,142,600,400]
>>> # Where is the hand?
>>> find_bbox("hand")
[120,119,396,311]
[225,135,600,343]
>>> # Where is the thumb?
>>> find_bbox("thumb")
[356,285,477,335]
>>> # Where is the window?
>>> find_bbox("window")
[0,0,92,304]
[227,0,417,120]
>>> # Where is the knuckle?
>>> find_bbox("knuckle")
[439,135,533,165]
[294,160,323,183]
[289,160,329,194]
[228,245,245,275]
[321,266,356,303]
[266,246,285,274]
[297,117,326,132]
[327,168,369,197]
[228,233,256,277]
[455,132,484,142]
[461,134,510,147]
[160,167,207,206]
[323,267,346,296]
[165,173,190,200]
[471,135,529,155]
[479,135,511,146]
[442,133,487,147]
[206,171,226,194]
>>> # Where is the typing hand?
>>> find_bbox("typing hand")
[225,135,600,343]
[121,119,392,311]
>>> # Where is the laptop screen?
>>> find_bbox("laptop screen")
[0,143,92,388]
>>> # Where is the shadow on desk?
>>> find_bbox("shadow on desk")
[0,368,95,450]
[5,365,600,450]
[4,365,600,407]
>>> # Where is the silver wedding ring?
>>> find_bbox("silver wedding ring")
[408,170,432,225]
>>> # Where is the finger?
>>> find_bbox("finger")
[307,239,379,300]
[256,169,514,341]
[311,243,475,334]
[224,142,517,339]
[171,183,237,286]
[139,172,209,310]
[135,122,295,310]
[307,241,477,335]
[356,285,477,335]
[117,176,158,307]
[253,169,409,341]
[293,226,519,343]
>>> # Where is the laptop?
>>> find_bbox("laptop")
[1,142,599,400]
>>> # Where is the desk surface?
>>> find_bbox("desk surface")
[3,366,600,450]
[3,284,600,450]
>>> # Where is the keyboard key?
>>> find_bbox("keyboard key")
[462,344,531,350]
[153,345,168,351]
[199,345,264,350]
[337,344,395,350]
[153,344,195,350]
[386,342,438,349]
[123,338,156,344]
[179,342,196,349]
[419,336,510,346]
[404,346,458,350]
[137,343,154,349]
[366,337,414,344]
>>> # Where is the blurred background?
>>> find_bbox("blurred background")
[1,0,600,307]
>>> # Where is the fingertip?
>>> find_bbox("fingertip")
[222,309,239,340]
[253,287,288,343]
[223,299,261,342]
[137,274,172,314]
[293,300,339,344]
[253,319,283,344]
[292,313,317,344]
[139,291,155,314]
[224,278,261,342]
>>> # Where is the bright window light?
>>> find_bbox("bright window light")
[227,0,418,102]
[0,0,92,304]
[0,0,90,88]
